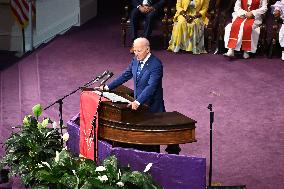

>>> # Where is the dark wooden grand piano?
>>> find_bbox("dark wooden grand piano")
[93,85,197,154]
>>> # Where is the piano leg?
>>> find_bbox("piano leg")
[165,144,181,155]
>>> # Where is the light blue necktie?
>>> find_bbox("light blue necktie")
[137,61,143,79]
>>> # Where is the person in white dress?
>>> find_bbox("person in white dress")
[223,0,267,59]
[271,0,284,61]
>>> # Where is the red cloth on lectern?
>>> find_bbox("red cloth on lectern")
[79,91,109,160]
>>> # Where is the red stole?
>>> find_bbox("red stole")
[79,91,108,161]
[227,0,260,51]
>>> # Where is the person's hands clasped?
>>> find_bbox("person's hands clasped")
[186,15,194,23]
[274,10,281,18]
[146,6,155,12]
[139,5,155,14]
[180,10,199,24]
[245,12,254,19]
[127,101,140,110]
[139,5,147,13]
[187,13,202,23]
[180,10,190,22]
[194,12,202,19]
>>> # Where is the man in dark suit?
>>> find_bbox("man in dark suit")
[130,0,165,52]
[101,37,165,152]
[103,38,180,153]
[106,37,165,113]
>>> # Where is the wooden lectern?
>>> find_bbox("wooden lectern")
[89,85,197,155]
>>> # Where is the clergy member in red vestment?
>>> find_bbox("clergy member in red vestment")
[223,0,267,59]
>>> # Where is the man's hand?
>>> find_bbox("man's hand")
[194,12,202,19]
[180,11,194,23]
[139,5,155,13]
[180,10,186,16]
[274,10,281,18]
[245,12,254,19]
[146,5,155,13]
[139,5,147,13]
[127,101,140,110]
[97,85,108,91]
[99,85,104,91]
[186,15,194,23]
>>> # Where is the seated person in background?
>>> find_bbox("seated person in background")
[168,0,209,54]
[224,0,267,59]
[130,0,165,52]
[271,0,284,61]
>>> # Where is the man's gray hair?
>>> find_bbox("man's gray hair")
[133,37,150,48]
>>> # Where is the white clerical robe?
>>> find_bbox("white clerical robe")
[271,0,284,47]
[224,0,268,53]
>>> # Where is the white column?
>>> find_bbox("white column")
[26,0,33,51]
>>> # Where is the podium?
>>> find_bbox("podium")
[79,85,197,155]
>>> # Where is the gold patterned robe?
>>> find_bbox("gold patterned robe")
[168,0,209,54]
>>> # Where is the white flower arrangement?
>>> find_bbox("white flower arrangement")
[98,175,108,182]
[22,115,30,126]
[62,132,69,142]
[95,165,106,172]
[41,161,51,169]
[37,163,44,168]
[52,121,57,129]
[0,103,163,189]
[116,181,124,187]
[72,170,76,175]
[117,168,122,179]
[54,151,60,163]
[143,163,153,173]
[41,118,49,128]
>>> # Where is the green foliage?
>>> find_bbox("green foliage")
[32,104,42,120]
[0,104,163,189]
[0,104,62,186]
[33,150,163,189]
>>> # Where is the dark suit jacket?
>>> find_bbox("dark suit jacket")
[131,0,165,10]
[108,54,165,113]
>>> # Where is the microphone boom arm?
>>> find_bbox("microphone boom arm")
[44,70,110,146]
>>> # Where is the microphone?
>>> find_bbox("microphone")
[100,72,114,85]
[84,70,110,88]
[98,70,110,79]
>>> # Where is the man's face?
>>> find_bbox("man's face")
[133,43,149,61]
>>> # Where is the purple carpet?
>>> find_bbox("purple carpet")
[0,1,284,189]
